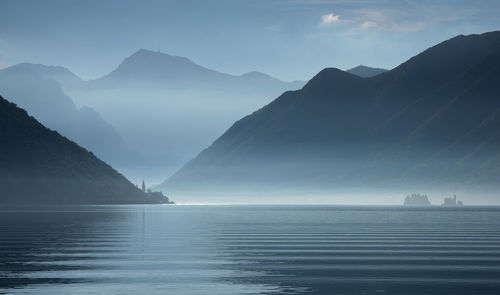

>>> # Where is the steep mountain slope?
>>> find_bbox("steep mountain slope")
[347,65,388,78]
[162,31,500,199]
[0,96,167,204]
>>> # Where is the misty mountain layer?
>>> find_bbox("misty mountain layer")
[162,31,500,200]
[0,96,166,204]
[61,49,305,181]
[91,49,304,91]
[1,50,305,183]
[0,65,130,167]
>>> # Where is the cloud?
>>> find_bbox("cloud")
[339,9,428,32]
[303,1,483,34]
[321,13,340,25]
[360,21,377,29]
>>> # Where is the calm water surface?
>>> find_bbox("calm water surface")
[1,205,500,294]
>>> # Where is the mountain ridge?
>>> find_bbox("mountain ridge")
[161,31,500,201]
[52,49,306,181]
[88,49,304,90]
[346,65,388,78]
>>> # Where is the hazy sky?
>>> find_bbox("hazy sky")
[1,0,499,81]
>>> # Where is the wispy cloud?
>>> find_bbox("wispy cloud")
[349,5,478,32]
[360,21,377,29]
[320,13,340,25]
[289,0,485,34]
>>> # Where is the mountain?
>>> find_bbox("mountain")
[161,31,500,202]
[92,49,227,87]
[0,65,130,167]
[11,63,85,90]
[347,65,388,78]
[59,49,305,181]
[87,49,304,90]
[0,96,167,204]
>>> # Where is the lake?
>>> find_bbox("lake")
[1,205,500,294]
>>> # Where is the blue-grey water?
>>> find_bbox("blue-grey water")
[1,205,500,294]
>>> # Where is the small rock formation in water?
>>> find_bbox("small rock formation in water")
[404,193,431,205]
[442,194,464,206]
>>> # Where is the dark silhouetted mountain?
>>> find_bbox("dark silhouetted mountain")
[0,96,168,204]
[162,31,500,199]
[347,65,388,78]
[0,65,130,167]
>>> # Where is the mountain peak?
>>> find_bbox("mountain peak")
[15,62,74,74]
[100,48,215,82]
[298,67,371,100]
[304,67,361,90]
[240,71,273,79]
[346,65,388,78]
[125,49,195,66]
[6,62,83,83]
[93,49,306,91]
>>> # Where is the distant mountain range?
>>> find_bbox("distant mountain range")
[89,49,304,90]
[347,65,388,78]
[60,49,306,181]
[161,31,500,202]
[0,50,305,182]
[0,96,167,204]
[11,62,85,89]
[0,65,129,167]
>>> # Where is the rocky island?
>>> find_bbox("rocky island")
[442,195,464,206]
[404,193,431,205]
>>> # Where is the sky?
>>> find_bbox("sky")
[0,0,499,81]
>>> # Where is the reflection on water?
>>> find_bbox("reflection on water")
[1,205,500,294]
